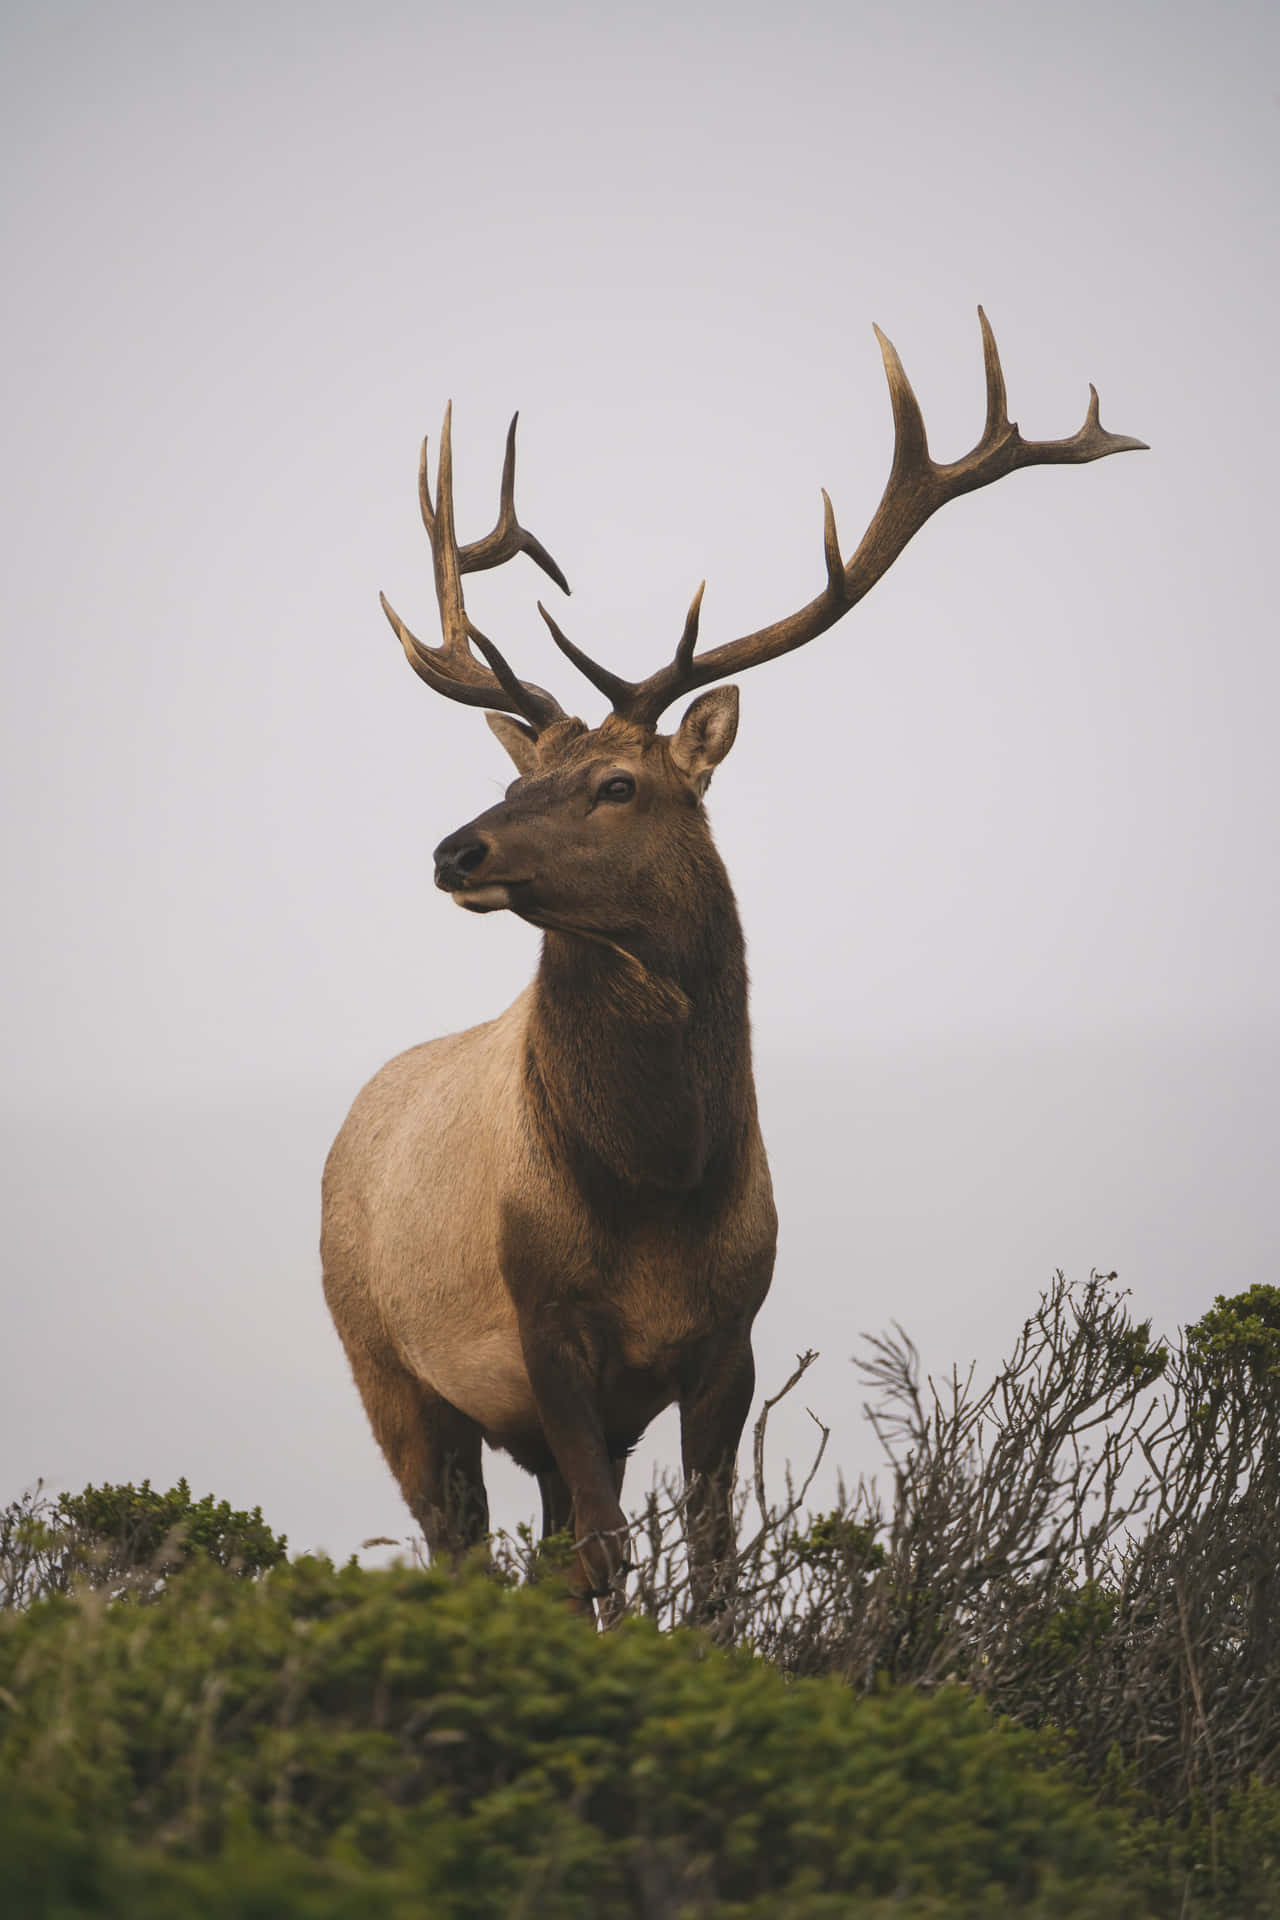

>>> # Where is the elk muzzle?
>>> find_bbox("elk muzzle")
[433,829,512,912]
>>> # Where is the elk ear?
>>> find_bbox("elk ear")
[670,686,740,795]
[485,711,540,775]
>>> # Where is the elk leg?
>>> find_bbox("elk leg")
[536,1460,630,1623]
[595,1457,630,1628]
[342,1337,488,1561]
[679,1333,756,1618]
[538,1460,625,1536]
[538,1465,575,1541]
[517,1303,630,1600]
[536,1464,592,1606]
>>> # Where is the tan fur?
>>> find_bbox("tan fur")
[323,983,774,1437]
[323,999,536,1433]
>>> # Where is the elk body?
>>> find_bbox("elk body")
[322,312,1144,1607]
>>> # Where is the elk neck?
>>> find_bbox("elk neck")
[523,840,753,1199]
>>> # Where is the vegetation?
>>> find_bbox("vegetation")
[0,1478,286,1610]
[3,1277,1277,1916]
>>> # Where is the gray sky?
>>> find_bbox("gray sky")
[3,1,1276,1558]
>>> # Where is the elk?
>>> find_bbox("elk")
[321,310,1144,1610]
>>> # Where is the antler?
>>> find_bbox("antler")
[379,408,571,732]
[544,308,1147,729]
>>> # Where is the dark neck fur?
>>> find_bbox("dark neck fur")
[524,850,753,1198]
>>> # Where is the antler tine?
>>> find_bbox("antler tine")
[537,602,634,710]
[381,406,570,732]
[820,495,846,607]
[381,585,562,728]
[380,589,499,707]
[431,402,468,653]
[616,308,1147,728]
[873,323,931,475]
[978,306,1011,439]
[457,414,572,595]
[466,621,563,730]
[535,578,713,727]
[418,434,436,532]
[675,582,706,676]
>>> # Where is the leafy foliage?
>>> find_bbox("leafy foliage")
[0,1555,1151,1918]
[0,1479,286,1609]
[1185,1285,1280,1380]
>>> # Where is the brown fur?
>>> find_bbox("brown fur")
[322,696,775,1601]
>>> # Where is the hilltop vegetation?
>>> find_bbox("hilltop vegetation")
[3,1276,1278,1917]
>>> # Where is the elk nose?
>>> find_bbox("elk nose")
[433,832,492,892]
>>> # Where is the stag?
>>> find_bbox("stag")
[322,311,1145,1609]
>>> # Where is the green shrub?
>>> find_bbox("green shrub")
[0,1555,1152,1918]
[1,1480,286,1610]
[6,1277,1280,1913]
[55,1478,287,1579]
[1185,1286,1280,1382]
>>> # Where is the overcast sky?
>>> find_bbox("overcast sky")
[3,1,1276,1560]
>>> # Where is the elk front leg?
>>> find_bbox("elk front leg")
[680,1329,756,1620]
[539,1457,628,1623]
[518,1297,631,1602]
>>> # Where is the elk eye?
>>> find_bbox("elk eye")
[597,774,636,803]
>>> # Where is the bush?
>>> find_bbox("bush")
[0,1555,1152,1918]
[0,1479,287,1610]
[4,1276,1279,1914]
[574,1279,1280,1845]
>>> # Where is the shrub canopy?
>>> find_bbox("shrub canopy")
[0,1555,1152,1918]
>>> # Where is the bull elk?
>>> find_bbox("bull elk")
[322,310,1145,1610]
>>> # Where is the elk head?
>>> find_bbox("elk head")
[379,311,1146,935]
